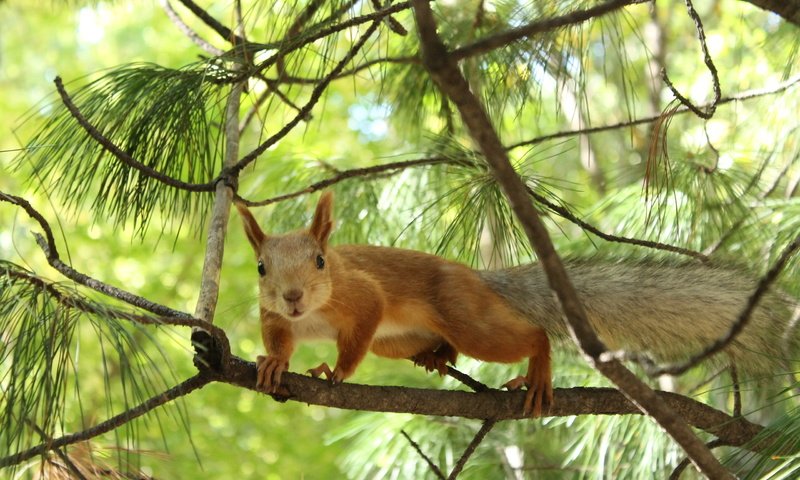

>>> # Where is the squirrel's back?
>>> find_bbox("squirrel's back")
[479,261,798,373]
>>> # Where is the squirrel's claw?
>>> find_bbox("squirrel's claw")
[256,355,289,393]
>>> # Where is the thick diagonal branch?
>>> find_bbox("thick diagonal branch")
[410,1,733,477]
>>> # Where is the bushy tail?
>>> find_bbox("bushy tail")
[478,261,799,374]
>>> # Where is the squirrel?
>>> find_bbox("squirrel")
[236,191,797,417]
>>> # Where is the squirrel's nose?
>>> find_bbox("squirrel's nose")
[283,289,303,303]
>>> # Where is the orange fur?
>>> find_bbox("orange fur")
[237,192,553,416]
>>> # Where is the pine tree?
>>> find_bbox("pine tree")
[1,0,800,478]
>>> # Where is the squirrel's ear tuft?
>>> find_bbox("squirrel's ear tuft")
[310,191,334,246]
[235,203,266,252]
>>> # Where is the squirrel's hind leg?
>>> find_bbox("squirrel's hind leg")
[502,334,553,417]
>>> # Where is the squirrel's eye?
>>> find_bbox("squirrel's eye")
[257,260,266,277]
[316,255,325,270]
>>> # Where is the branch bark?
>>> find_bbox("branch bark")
[211,356,771,453]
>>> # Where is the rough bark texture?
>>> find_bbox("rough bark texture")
[742,0,800,26]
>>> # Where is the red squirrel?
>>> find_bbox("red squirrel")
[237,192,798,418]
[236,191,553,416]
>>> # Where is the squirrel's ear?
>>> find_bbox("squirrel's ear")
[235,203,266,251]
[310,191,334,246]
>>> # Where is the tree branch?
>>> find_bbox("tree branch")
[194,82,244,325]
[213,357,773,453]
[400,430,446,480]
[175,0,248,45]
[236,156,456,206]
[450,0,647,62]
[1,263,231,346]
[525,186,709,262]
[232,18,384,173]
[410,1,732,476]
[508,72,800,152]
[0,191,192,319]
[0,374,211,469]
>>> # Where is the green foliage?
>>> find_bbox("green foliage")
[19,62,232,237]
[0,261,187,475]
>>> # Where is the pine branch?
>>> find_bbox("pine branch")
[410,1,733,477]
[236,156,456,206]
[175,0,247,46]
[524,186,709,262]
[0,191,192,319]
[265,0,645,86]
[54,77,216,193]
[250,1,413,74]
[400,430,446,480]
[449,0,647,62]
[1,263,229,341]
[0,374,211,469]
[507,72,800,152]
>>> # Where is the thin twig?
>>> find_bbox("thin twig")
[448,420,496,479]
[525,186,709,262]
[237,156,455,206]
[175,0,248,45]
[445,366,490,393]
[661,0,721,119]
[507,72,800,152]
[450,0,646,62]
[1,265,227,334]
[161,0,224,56]
[249,2,412,75]
[669,439,729,480]
[25,420,89,480]
[0,374,211,469]
[730,365,742,418]
[400,430,446,480]
[371,0,408,35]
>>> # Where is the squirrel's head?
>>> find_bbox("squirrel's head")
[236,192,334,321]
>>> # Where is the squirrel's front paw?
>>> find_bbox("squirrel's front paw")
[256,355,289,393]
